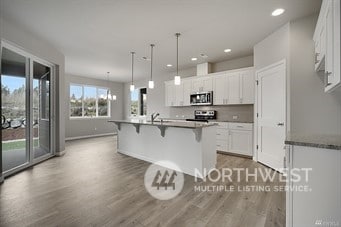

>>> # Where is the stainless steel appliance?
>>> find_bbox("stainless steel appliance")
[186,110,217,122]
[190,91,213,106]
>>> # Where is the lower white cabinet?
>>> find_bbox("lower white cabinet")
[286,145,341,226]
[215,122,253,157]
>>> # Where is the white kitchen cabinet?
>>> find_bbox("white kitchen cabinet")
[215,122,253,157]
[191,77,213,93]
[182,79,191,106]
[286,144,341,227]
[240,69,255,104]
[165,67,254,107]
[165,82,175,107]
[227,73,240,104]
[314,0,341,92]
[175,83,184,106]
[213,74,228,105]
[216,122,229,152]
[228,123,253,156]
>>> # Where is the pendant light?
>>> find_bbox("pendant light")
[174,33,181,85]
[130,52,135,92]
[148,44,155,89]
[106,72,116,101]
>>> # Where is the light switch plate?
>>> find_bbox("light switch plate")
[232,115,238,120]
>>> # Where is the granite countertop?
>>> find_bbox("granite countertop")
[108,120,217,129]
[285,132,341,150]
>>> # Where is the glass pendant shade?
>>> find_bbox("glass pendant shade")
[174,76,181,85]
[112,95,117,101]
[107,90,113,100]
[148,80,154,89]
[130,84,135,92]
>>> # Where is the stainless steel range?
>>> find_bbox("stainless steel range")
[186,110,217,122]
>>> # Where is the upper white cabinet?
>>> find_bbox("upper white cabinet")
[191,77,213,93]
[314,0,341,92]
[240,69,255,104]
[213,68,255,105]
[213,73,228,105]
[165,81,175,107]
[165,67,255,107]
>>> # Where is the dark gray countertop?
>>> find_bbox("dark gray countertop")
[108,120,217,129]
[285,132,341,150]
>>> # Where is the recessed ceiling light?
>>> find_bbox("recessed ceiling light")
[200,53,208,58]
[191,57,198,61]
[224,49,232,53]
[272,8,285,16]
[167,64,172,67]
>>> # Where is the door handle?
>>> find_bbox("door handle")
[277,122,284,126]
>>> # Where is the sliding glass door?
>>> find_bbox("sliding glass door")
[1,43,54,176]
[1,47,29,173]
[33,61,51,160]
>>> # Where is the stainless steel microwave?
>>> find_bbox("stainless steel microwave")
[190,91,213,106]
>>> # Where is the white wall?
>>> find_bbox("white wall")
[123,56,254,120]
[254,14,341,135]
[65,75,124,139]
[289,14,341,135]
[0,18,66,152]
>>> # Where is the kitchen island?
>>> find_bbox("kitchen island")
[109,120,217,177]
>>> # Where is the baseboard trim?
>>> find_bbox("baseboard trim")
[55,150,66,157]
[65,133,117,141]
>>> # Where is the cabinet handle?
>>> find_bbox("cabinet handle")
[236,126,243,128]
[277,122,284,126]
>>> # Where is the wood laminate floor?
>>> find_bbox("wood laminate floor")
[0,136,285,227]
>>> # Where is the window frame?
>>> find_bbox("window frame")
[69,83,111,119]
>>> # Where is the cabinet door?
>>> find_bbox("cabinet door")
[240,70,255,104]
[227,73,240,104]
[213,75,228,105]
[175,83,184,106]
[191,78,202,93]
[325,0,334,86]
[165,83,175,106]
[228,129,252,156]
[183,80,191,106]
[202,77,213,91]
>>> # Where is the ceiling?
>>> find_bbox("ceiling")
[0,0,321,82]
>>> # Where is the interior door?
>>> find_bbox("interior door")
[256,60,286,170]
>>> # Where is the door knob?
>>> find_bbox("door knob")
[277,122,284,126]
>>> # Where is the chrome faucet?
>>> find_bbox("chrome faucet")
[151,112,160,123]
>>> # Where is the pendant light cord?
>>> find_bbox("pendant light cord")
[150,44,154,81]
[175,33,180,77]
[131,52,135,85]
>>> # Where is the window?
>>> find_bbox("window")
[70,84,110,118]
[130,87,147,116]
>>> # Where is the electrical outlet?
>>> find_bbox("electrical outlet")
[232,115,238,120]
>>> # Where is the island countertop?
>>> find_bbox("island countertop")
[285,132,341,150]
[108,119,217,129]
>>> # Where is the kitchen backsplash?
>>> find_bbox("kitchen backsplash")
[169,105,254,122]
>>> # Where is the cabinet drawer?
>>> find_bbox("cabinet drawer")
[229,123,253,130]
[216,122,229,129]
[216,140,228,151]
[216,130,228,140]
